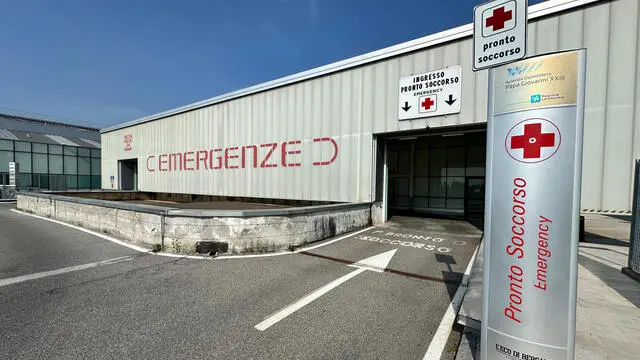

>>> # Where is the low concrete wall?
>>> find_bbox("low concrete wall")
[164,205,370,253]
[17,193,371,254]
[17,193,165,249]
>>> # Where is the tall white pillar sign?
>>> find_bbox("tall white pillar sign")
[482,50,586,360]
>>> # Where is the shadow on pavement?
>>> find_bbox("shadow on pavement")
[603,214,632,222]
[578,255,640,308]
[584,232,629,247]
[436,253,465,302]
[579,244,629,258]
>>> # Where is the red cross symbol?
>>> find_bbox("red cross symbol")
[421,97,435,110]
[486,6,512,31]
[510,123,555,159]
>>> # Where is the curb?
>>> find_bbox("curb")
[622,267,640,283]
[581,209,631,214]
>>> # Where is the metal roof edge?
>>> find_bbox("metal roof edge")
[101,0,603,134]
[0,112,101,132]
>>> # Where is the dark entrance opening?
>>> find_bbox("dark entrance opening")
[118,159,138,191]
[385,128,486,220]
[465,176,485,227]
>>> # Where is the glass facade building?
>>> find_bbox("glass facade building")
[0,113,101,190]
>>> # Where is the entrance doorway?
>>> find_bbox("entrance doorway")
[465,177,485,226]
[385,130,486,219]
[118,159,138,191]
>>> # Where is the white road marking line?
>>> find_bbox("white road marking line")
[0,255,134,287]
[10,209,373,260]
[10,209,152,253]
[422,244,480,360]
[255,249,397,331]
[255,267,366,331]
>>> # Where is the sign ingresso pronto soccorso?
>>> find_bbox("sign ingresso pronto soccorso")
[398,66,462,121]
[473,0,527,71]
[482,50,586,360]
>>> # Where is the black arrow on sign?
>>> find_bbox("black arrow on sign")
[445,94,457,106]
[401,101,411,112]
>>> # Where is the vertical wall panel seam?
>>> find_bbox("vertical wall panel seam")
[600,2,613,211]
[358,69,365,201]
[556,14,561,52]
[630,0,640,210]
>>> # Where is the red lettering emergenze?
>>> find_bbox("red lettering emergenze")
[242,145,258,168]
[281,140,302,167]
[145,137,339,173]
[260,143,278,168]
[183,151,195,170]
[225,147,239,169]
[196,150,208,170]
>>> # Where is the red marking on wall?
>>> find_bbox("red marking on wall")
[124,134,133,151]
[145,137,339,173]
[312,137,338,166]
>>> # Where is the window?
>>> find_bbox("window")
[447,177,465,197]
[466,146,485,177]
[78,148,91,157]
[64,156,77,174]
[91,149,101,158]
[18,173,32,188]
[66,175,78,189]
[91,158,101,175]
[48,144,63,155]
[64,146,78,156]
[15,142,30,152]
[91,175,101,189]
[430,148,447,177]
[78,157,91,175]
[49,155,63,174]
[33,154,48,173]
[447,147,465,176]
[78,175,91,189]
[32,174,49,189]
[15,152,32,172]
[0,140,13,151]
[32,143,48,153]
[414,149,430,176]
[429,177,446,197]
[0,151,13,172]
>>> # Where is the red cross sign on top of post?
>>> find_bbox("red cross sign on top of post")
[480,0,518,38]
[486,6,513,31]
[473,0,526,70]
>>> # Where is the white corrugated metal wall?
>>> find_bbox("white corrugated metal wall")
[102,0,640,211]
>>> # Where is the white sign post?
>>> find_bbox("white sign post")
[398,66,462,121]
[482,50,586,360]
[473,0,527,71]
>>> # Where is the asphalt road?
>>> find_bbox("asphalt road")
[0,203,481,360]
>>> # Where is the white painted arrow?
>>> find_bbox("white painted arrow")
[254,249,397,331]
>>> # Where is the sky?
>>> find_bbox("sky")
[0,0,547,128]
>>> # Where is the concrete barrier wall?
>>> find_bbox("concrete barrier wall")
[164,207,370,253]
[16,193,371,254]
[17,194,163,248]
